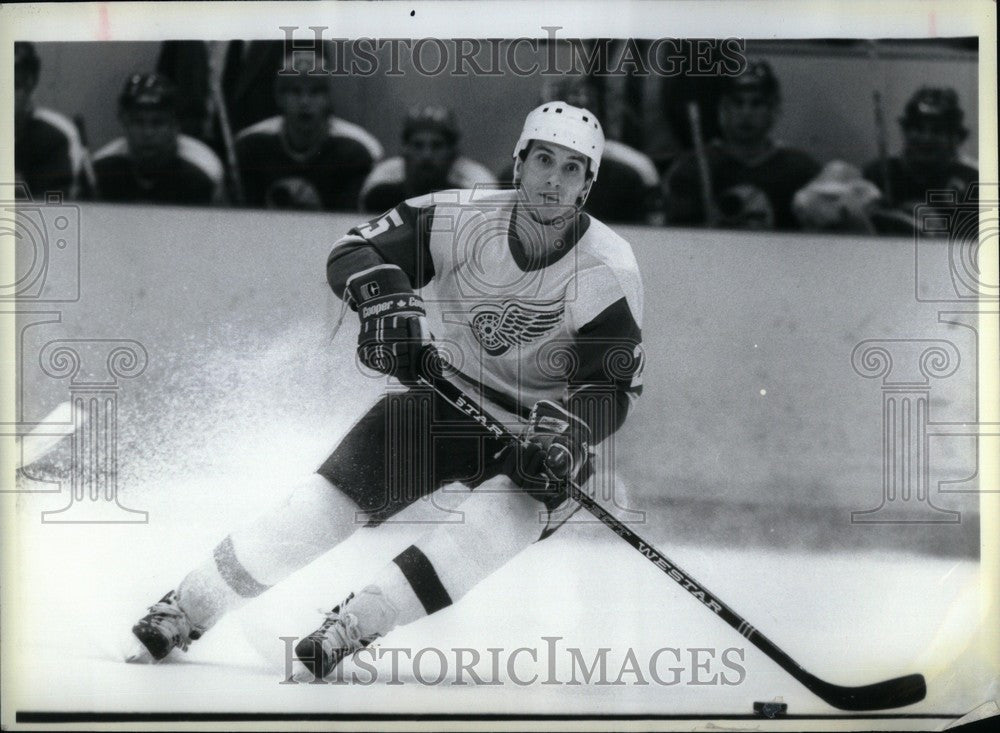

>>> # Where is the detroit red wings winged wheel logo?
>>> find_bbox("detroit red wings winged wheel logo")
[470,299,564,356]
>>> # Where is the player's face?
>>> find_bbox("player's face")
[518,141,589,216]
[121,108,178,165]
[404,130,456,190]
[902,118,961,169]
[718,90,777,145]
[277,76,332,130]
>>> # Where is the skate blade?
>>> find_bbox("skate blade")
[290,659,321,683]
[123,636,159,664]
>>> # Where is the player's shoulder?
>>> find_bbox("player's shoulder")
[578,216,640,279]
[403,187,513,212]
[176,134,224,183]
[602,140,660,187]
[573,216,643,324]
[31,108,79,146]
[235,115,283,144]
[359,157,406,210]
[954,156,978,178]
[447,157,498,188]
[328,117,384,162]
[363,157,405,189]
[92,137,130,165]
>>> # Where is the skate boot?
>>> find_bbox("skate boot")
[293,594,378,681]
[127,590,204,663]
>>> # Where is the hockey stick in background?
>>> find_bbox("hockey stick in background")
[868,41,894,209]
[414,354,926,712]
[208,75,245,206]
[687,101,721,227]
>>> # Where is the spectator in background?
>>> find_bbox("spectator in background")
[359,106,495,213]
[863,87,978,234]
[498,76,662,225]
[665,60,821,230]
[14,41,93,200]
[92,73,225,206]
[235,49,382,211]
[156,41,285,154]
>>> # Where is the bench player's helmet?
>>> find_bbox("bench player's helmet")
[512,101,605,207]
[403,105,460,145]
[900,87,968,141]
[118,73,178,113]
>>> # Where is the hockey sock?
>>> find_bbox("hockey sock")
[177,474,364,630]
[361,479,545,629]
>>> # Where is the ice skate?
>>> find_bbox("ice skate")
[292,594,377,681]
[126,591,204,663]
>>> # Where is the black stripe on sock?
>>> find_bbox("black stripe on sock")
[213,535,270,598]
[392,545,453,615]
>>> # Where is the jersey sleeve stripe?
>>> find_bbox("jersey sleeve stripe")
[92,137,129,163]
[329,117,385,162]
[177,135,225,183]
[602,139,661,187]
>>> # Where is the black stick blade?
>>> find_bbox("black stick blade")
[814,673,926,711]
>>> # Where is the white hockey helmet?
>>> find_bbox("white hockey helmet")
[512,101,605,205]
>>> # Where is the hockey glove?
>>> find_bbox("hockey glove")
[346,265,428,386]
[504,400,591,506]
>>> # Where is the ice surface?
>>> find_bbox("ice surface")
[5,484,985,717]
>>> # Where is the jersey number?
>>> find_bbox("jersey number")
[356,209,404,240]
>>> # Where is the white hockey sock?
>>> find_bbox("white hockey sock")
[177,474,364,630]
[361,479,545,631]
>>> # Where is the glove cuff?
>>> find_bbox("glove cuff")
[346,265,426,322]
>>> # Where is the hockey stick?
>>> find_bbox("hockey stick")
[867,41,894,208]
[414,357,926,711]
[687,101,720,227]
[208,73,245,206]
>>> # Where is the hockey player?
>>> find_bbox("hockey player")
[862,87,978,234]
[498,76,663,225]
[14,42,93,200]
[235,48,383,211]
[128,102,644,681]
[664,60,821,230]
[93,73,225,206]
[359,105,496,213]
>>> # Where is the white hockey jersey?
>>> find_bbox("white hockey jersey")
[328,188,644,442]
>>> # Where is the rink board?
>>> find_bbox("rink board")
[12,203,981,555]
